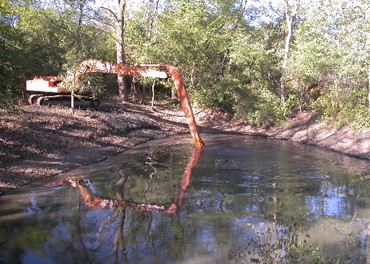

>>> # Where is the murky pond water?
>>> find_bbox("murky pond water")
[1,135,370,264]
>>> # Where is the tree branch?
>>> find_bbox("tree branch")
[100,6,118,22]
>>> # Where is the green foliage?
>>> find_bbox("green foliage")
[139,0,247,109]
[0,0,116,108]
[0,0,369,129]
[0,1,24,108]
[194,75,238,112]
[236,88,282,127]
[312,88,370,129]
[0,86,16,108]
[287,0,370,127]
[220,31,284,126]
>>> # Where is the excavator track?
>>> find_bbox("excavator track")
[28,94,43,105]
[32,95,100,109]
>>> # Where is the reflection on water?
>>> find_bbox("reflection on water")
[46,147,202,214]
[0,135,369,264]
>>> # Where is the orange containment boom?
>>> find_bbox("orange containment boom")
[73,59,205,148]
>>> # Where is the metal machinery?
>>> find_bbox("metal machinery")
[26,59,204,148]
[26,76,100,108]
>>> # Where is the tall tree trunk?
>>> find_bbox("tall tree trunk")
[71,0,86,115]
[76,0,86,50]
[280,0,298,103]
[145,0,160,104]
[146,0,160,40]
[368,66,370,109]
[116,0,128,101]
[151,80,156,110]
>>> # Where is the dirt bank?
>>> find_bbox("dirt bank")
[1,99,369,195]
[203,111,370,160]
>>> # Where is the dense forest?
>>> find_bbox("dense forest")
[1,0,369,128]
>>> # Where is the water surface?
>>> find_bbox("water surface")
[0,135,369,263]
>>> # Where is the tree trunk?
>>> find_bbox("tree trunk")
[171,88,177,101]
[76,0,86,50]
[280,4,292,103]
[151,80,156,111]
[146,0,160,40]
[280,0,298,103]
[116,0,128,101]
[368,66,370,109]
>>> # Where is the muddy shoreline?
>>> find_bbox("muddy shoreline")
[1,99,369,196]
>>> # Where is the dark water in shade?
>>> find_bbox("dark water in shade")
[0,134,370,264]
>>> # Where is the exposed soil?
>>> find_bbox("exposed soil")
[211,111,370,160]
[1,97,369,196]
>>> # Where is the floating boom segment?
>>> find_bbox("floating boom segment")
[73,59,205,148]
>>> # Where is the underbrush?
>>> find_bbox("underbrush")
[312,88,370,129]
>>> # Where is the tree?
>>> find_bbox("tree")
[277,0,300,103]
[116,0,128,100]
[152,0,247,108]
[0,1,22,107]
[290,0,370,126]
[99,0,129,101]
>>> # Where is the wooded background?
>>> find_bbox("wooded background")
[1,0,369,128]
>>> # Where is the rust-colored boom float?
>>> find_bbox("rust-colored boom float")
[73,59,204,148]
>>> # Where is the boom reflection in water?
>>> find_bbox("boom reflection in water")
[0,135,369,263]
[46,147,202,214]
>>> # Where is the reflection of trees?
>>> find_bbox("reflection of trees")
[65,147,202,214]
[49,147,203,263]
[112,173,128,263]
[67,142,368,263]
[2,137,370,263]
[186,141,370,263]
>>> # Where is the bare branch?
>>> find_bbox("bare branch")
[100,6,119,22]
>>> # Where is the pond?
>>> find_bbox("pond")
[0,134,369,264]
